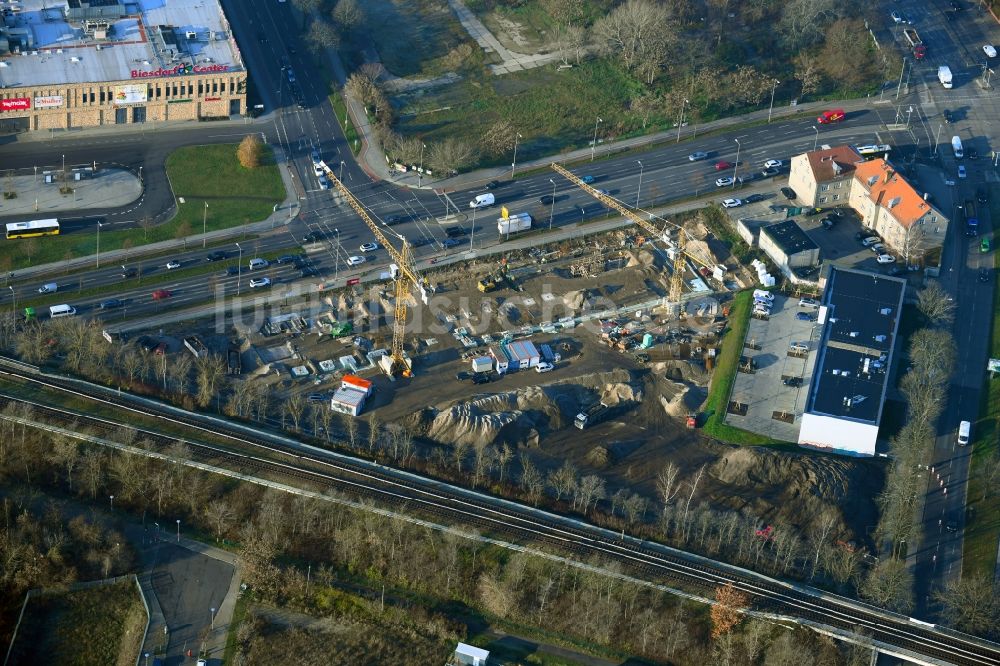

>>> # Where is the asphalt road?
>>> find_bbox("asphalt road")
[891,0,1000,617]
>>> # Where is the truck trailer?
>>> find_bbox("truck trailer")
[965,200,978,236]
[497,212,532,236]
[575,402,611,429]
[903,28,926,59]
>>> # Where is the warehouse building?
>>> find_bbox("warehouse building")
[0,0,246,133]
[759,220,820,276]
[798,266,906,456]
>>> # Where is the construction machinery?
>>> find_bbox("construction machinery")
[477,259,512,293]
[318,161,429,377]
[549,163,720,310]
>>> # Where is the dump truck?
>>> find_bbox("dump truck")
[575,402,611,429]
[903,28,926,59]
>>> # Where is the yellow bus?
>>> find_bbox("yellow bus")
[5,219,60,239]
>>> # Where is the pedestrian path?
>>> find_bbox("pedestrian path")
[444,0,564,74]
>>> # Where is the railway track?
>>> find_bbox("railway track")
[0,357,997,665]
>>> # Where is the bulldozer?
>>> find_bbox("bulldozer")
[478,260,512,293]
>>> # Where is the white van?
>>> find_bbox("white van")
[248,258,270,270]
[752,289,774,302]
[49,304,77,318]
[38,282,58,294]
[469,193,495,209]
[951,136,964,159]
[957,420,971,446]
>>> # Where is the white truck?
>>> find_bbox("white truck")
[938,65,953,89]
[497,212,532,236]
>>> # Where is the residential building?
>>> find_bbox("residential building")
[798,266,906,456]
[787,145,862,207]
[849,159,948,264]
[0,0,246,133]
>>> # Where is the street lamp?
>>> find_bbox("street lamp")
[235,242,243,295]
[511,133,523,178]
[905,105,914,129]
[96,221,102,268]
[732,138,741,188]
[202,202,208,248]
[176,519,180,542]
[110,495,114,510]
[9,286,15,314]
[418,143,426,186]
[591,117,603,161]
[767,80,780,123]
[676,99,688,143]
[895,57,906,100]
[334,228,341,282]
[339,160,345,183]
[210,607,217,630]
[635,160,644,208]
[548,178,556,231]
[933,123,944,157]
[811,125,819,152]
[470,205,478,249]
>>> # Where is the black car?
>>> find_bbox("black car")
[205,250,227,262]
[445,226,466,237]
[945,520,959,533]
[539,194,555,205]
[761,168,779,178]
[780,186,797,200]
[485,180,503,190]
[967,146,979,160]
[455,371,473,381]
[950,0,962,9]
[120,268,138,279]
[276,254,301,265]
[888,266,907,277]
[300,266,319,278]
[409,237,432,247]
[782,377,802,387]
[943,109,953,124]
[440,238,461,249]
[100,298,124,310]
[383,215,405,226]
[472,372,492,385]
[980,268,991,283]
[855,231,876,241]
[137,336,158,352]
[744,193,766,204]
[821,216,837,229]
[225,266,239,276]
[977,188,989,204]
[304,231,325,243]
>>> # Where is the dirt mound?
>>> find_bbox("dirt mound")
[704,447,877,534]
[625,250,657,269]
[563,290,586,310]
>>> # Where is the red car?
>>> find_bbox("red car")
[714,161,733,171]
[151,289,172,300]
[816,108,846,124]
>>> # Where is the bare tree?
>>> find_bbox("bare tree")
[237,134,264,169]
[574,474,606,513]
[331,0,364,31]
[551,23,588,66]
[623,493,646,526]
[808,508,839,578]
[340,412,359,449]
[916,282,955,327]
[933,574,999,637]
[777,0,843,51]
[859,558,913,612]
[655,462,682,513]
[205,498,234,541]
[194,354,226,409]
[593,0,677,78]
[284,394,306,432]
[549,460,579,502]
[427,138,478,176]
[305,18,340,54]
[681,464,705,526]
[518,453,545,504]
[481,119,518,158]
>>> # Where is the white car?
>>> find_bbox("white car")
[722,198,743,208]
[763,159,783,170]
[249,276,272,288]
[318,176,331,190]
[876,254,896,264]
[535,361,554,373]
[688,151,709,161]
[958,165,967,179]
[347,256,365,267]
[715,176,735,187]
[313,163,324,177]
[360,242,378,252]
[985,45,997,58]
[165,260,181,270]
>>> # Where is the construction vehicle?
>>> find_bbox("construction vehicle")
[575,402,611,429]
[903,28,926,59]
[550,162,721,310]
[686,413,698,428]
[318,161,429,377]
[477,260,512,293]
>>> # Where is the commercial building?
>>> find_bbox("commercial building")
[501,340,540,371]
[798,266,906,456]
[787,145,862,207]
[330,374,373,417]
[0,0,246,133]
[759,220,820,274]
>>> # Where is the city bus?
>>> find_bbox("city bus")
[854,144,891,160]
[5,219,60,239]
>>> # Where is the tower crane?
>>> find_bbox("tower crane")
[550,162,719,306]
[319,161,429,377]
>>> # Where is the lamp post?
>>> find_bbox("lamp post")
[933,123,944,156]
[8,286,13,315]
[896,57,906,100]
[511,133,523,178]
[235,242,243,295]
[470,205,477,250]
[676,99,688,143]
[732,138,741,189]
[33,166,37,184]
[110,495,114,510]
[210,607,217,631]
[591,117,602,161]
[96,221,102,268]
[548,178,556,230]
[175,519,180,542]
[334,228,341,282]
[202,202,208,248]
[905,105,914,129]
[635,160,644,208]
[339,160,345,183]
[418,143,426,186]
[767,80,780,123]
[811,125,819,152]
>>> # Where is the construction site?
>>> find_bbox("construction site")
[125,162,884,544]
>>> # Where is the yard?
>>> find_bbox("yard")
[0,143,284,271]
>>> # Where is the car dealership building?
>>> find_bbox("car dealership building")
[0,0,246,133]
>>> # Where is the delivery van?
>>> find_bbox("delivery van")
[816,109,846,124]
[469,193,495,209]
[951,136,964,159]
[49,304,77,318]
[38,282,58,294]
[957,420,971,446]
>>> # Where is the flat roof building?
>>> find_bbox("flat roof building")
[759,220,820,274]
[0,0,246,132]
[798,266,906,456]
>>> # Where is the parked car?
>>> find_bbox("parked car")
[472,372,493,384]
[943,109,953,124]
[535,361,554,373]
[744,193,766,203]
[799,297,820,308]
[795,312,815,322]
[968,146,979,160]
[346,256,365,266]
[958,165,967,179]
[455,371,473,381]
[761,168,780,177]
[715,176,735,187]
[821,216,838,229]
[780,186,797,200]
[307,393,327,403]
[870,243,887,254]
[721,198,743,208]
[688,151,709,161]
[782,377,803,387]
[165,259,181,270]
[861,236,881,247]
[876,254,896,264]
[985,45,997,58]
[249,277,272,288]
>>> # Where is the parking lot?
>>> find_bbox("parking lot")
[724,293,822,442]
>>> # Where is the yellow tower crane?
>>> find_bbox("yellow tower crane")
[320,162,429,377]
[550,162,717,306]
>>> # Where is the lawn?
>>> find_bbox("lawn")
[0,143,284,271]
[963,184,1000,581]
[6,580,146,666]
[355,0,472,78]
[701,290,788,446]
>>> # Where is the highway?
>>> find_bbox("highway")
[0,356,998,666]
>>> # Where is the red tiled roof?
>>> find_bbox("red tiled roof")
[853,159,934,229]
[805,145,862,182]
